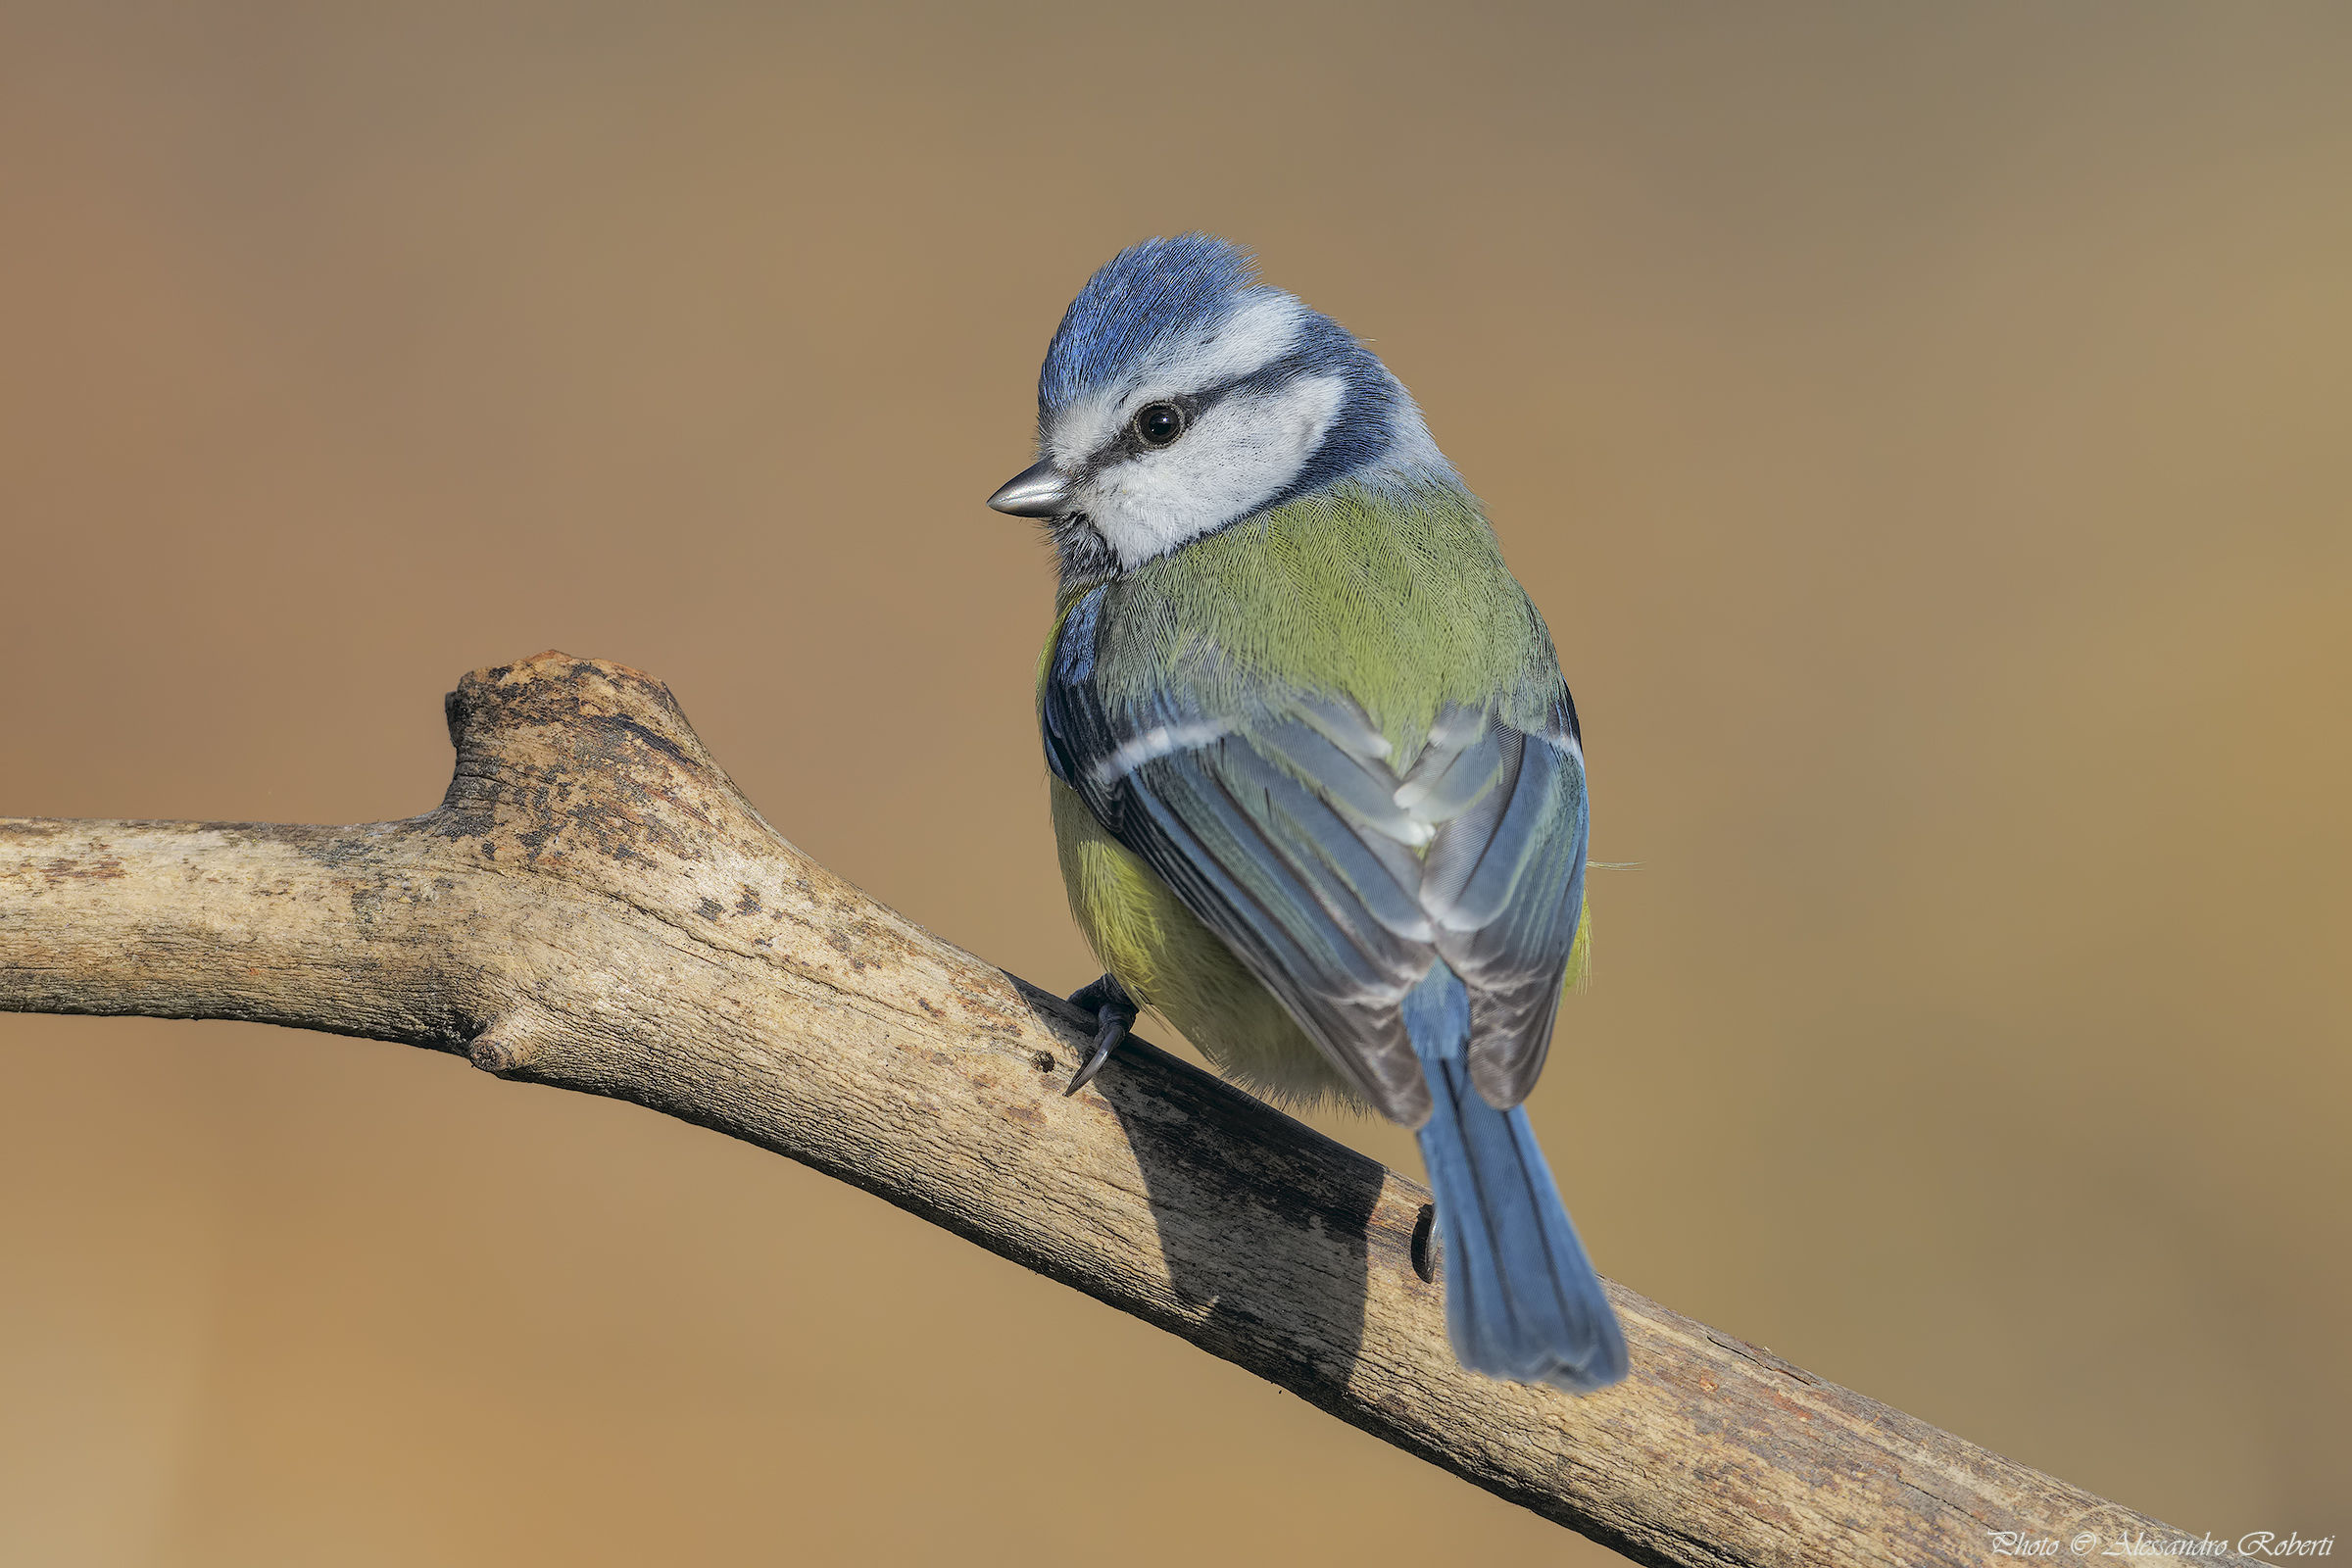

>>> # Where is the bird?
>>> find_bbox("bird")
[988,234,1628,1394]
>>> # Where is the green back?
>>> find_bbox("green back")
[1061,480,1562,756]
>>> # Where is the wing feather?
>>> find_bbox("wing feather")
[1045,587,1589,1125]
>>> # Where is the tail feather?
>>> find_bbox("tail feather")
[1403,964,1628,1393]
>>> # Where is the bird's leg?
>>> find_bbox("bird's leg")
[1063,973,1138,1097]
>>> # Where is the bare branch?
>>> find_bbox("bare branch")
[0,652,2231,1567]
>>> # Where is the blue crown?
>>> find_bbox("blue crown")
[1039,234,1258,416]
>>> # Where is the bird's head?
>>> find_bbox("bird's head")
[989,234,1451,580]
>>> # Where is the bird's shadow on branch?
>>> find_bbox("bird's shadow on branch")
[1014,979,1406,1396]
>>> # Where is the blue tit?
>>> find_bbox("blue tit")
[989,235,1627,1394]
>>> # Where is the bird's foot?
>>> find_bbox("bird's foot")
[1064,974,1137,1097]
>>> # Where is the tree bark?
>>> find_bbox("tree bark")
[0,651,2237,1567]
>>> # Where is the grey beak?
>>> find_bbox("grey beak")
[987,460,1073,517]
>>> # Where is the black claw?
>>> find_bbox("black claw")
[1064,974,1137,1097]
[1066,1012,1128,1096]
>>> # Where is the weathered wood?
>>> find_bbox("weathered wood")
[0,652,2234,1567]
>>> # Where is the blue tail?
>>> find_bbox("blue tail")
[1403,963,1628,1393]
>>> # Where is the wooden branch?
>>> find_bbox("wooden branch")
[0,652,2233,1568]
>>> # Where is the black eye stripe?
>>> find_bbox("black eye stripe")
[1117,353,1312,434]
[1083,350,1348,472]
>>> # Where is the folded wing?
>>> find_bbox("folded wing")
[1042,588,1589,1127]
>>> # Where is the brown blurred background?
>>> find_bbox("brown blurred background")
[2,3,2346,1563]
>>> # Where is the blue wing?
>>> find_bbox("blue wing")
[1042,587,1589,1128]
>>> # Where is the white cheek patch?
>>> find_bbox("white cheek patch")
[1043,291,1309,472]
[1083,372,1347,569]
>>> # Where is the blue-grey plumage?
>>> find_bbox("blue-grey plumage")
[997,235,1628,1394]
[1404,962,1623,1391]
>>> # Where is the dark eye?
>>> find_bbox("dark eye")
[1132,401,1186,448]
